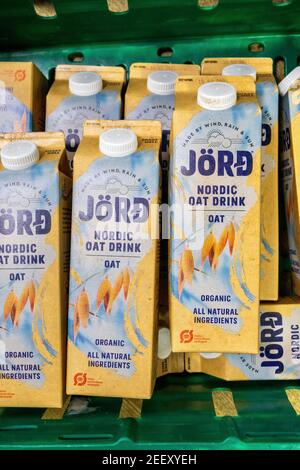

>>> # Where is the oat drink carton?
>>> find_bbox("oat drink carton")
[46,65,125,169]
[279,67,300,296]
[0,132,71,407]
[170,76,262,354]
[202,58,279,301]
[186,298,300,380]
[66,120,161,399]
[0,62,47,133]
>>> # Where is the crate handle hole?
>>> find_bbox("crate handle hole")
[275,56,285,82]
[0,425,38,431]
[184,60,194,64]
[248,43,265,53]
[272,0,292,6]
[33,0,57,18]
[107,0,129,14]
[59,433,113,440]
[68,52,85,63]
[157,47,174,58]
[198,0,219,10]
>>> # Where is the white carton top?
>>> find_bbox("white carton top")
[197,82,237,110]
[69,71,102,96]
[199,352,222,359]
[147,70,178,96]
[222,63,257,81]
[278,66,300,96]
[1,140,40,171]
[99,128,138,157]
[157,327,172,360]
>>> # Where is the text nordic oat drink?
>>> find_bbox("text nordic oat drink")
[202,58,279,301]
[186,298,300,380]
[170,76,261,354]
[279,67,300,296]
[66,120,161,399]
[0,132,72,407]
[0,62,47,133]
[46,65,125,170]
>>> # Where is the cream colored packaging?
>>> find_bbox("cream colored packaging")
[186,298,300,380]
[125,64,198,376]
[280,71,300,296]
[46,65,125,169]
[125,63,200,171]
[0,132,72,407]
[157,353,184,378]
[0,62,47,132]
[66,120,161,399]
[170,76,261,354]
[156,306,184,378]
[201,58,279,301]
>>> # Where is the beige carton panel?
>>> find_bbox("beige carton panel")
[129,62,200,79]
[201,57,274,77]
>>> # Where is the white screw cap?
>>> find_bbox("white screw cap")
[199,352,222,359]
[69,72,102,96]
[197,82,237,110]
[99,128,138,157]
[1,140,39,171]
[278,66,300,96]
[222,63,257,81]
[147,70,178,96]
[157,327,172,360]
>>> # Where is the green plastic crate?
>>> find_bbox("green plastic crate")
[0,374,300,450]
[0,0,299,450]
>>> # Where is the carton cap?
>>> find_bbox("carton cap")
[197,82,237,110]
[157,327,171,360]
[278,66,300,96]
[99,128,138,157]
[199,352,222,359]
[147,70,178,96]
[69,71,102,96]
[1,140,39,171]
[222,63,257,81]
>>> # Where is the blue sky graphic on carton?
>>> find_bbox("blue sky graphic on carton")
[0,161,58,388]
[69,150,159,378]
[0,90,32,132]
[170,102,261,333]
[46,91,121,166]
[126,94,174,170]
[256,80,278,261]
[226,308,300,379]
